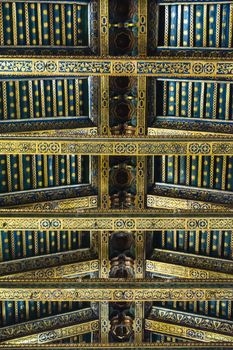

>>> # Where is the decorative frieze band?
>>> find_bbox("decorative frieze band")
[0,59,232,77]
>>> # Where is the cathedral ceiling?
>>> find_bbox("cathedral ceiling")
[0,1,233,349]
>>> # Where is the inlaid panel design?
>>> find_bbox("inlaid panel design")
[154,155,233,191]
[0,2,88,47]
[157,2,233,49]
[0,78,89,121]
[0,154,89,193]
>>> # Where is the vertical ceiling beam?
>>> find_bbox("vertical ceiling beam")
[100,0,109,55]
[100,77,110,136]
[138,0,148,56]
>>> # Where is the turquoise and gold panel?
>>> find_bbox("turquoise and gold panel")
[0,77,92,133]
[0,2,88,47]
[0,154,90,193]
[148,78,233,133]
[156,1,233,50]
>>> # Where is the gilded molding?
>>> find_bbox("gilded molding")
[138,0,148,57]
[0,344,233,350]
[0,249,97,277]
[146,260,233,279]
[0,308,95,342]
[0,260,99,280]
[147,195,233,212]
[152,249,233,275]
[0,215,233,230]
[1,279,233,301]
[3,320,99,345]
[100,0,109,55]
[2,196,98,213]
[0,58,232,77]
[145,319,233,343]
[150,307,233,336]
[0,139,232,155]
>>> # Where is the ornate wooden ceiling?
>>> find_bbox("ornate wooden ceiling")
[0,0,233,349]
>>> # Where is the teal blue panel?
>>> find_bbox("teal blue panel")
[208,4,217,47]
[218,83,227,120]
[190,156,198,187]
[16,3,26,45]
[167,81,176,116]
[28,3,38,45]
[214,157,223,190]
[223,231,231,258]
[169,6,178,46]
[182,6,190,47]
[202,156,211,188]
[180,82,188,117]
[53,5,62,46]
[3,3,13,45]
[205,83,214,119]
[10,155,19,191]
[179,157,186,185]
[41,4,49,45]
[0,156,7,192]
[177,230,185,250]
[194,5,204,47]
[44,80,53,117]
[47,155,55,187]
[221,4,230,47]
[66,5,73,46]
[226,156,233,191]
[192,82,202,118]
[166,156,174,183]
[32,80,41,118]
[68,79,76,116]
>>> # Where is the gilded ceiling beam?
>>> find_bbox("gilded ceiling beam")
[149,306,233,337]
[152,118,233,135]
[151,183,233,205]
[145,319,233,343]
[0,118,95,134]
[0,249,97,278]
[152,249,233,274]
[0,344,233,350]
[0,279,233,301]
[0,185,95,208]
[0,259,99,280]
[0,214,232,231]
[1,196,98,213]
[146,259,233,279]
[147,195,233,212]
[0,139,232,155]
[0,58,232,78]
[0,308,95,342]
[138,0,147,56]
[3,320,99,345]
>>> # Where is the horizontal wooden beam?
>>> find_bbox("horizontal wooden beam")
[151,249,233,275]
[145,319,233,343]
[4,320,99,345]
[0,249,96,277]
[0,58,232,78]
[147,195,232,212]
[0,344,232,350]
[0,213,232,230]
[0,260,99,280]
[152,118,233,135]
[0,308,95,342]
[0,344,233,350]
[0,279,233,301]
[2,196,98,213]
[152,183,233,205]
[0,185,95,208]
[146,259,233,279]
[0,118,95,134]
[0,139,232,155]
[150,306,233,337]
